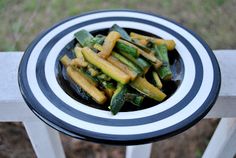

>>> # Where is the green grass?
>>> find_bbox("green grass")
[0,0,235,51]
[195,148,203,158]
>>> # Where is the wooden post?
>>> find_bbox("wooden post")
[126,144,152,158]
[0,52,65,158]
[24,119,66,158]
[202,118,236,158]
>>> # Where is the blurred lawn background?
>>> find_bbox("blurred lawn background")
[0,0,235,158]
[0,0,235,51]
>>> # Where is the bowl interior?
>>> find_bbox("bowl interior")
[55,28,184,112]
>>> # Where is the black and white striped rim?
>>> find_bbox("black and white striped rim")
[18,10,221,145]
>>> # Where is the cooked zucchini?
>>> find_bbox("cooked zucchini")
[98,31,121,59]
[93,43,103,51]
[118,39,157,63]
[115,41,139,58]
[154,39,176,51]
[96,42,150,74]
[130,32,176,50]
[110,24,131,41]
[152,71,163,89]
[67,66,107,104]
[112,52,142,74]
[104,87,115,98]
[60,55,71,67]
[93,34,106,45]
[74,46,84,59]
[110,24,151,53]
[125,93,144,106]
[154,44,172,80]
[87,66,99,77]
[94,43,140,80]
[79,69,98,87]
[74,30,94,47]
[130,77,166,101]
[60,55,92,100]
[75,30,105,49]
[109,84,127,115]
[107,56,138,80]
[60,25,177,115]
[82,47,131,84]
[131,38,151,53]
[118,51,151,73]
[95,38,158,67]
[97,74,111,81]
[70,58,88,68]
[100,80,116,98]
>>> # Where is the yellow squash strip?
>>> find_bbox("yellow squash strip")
[130,77,166,101]
[93,43,103,51]
[60,55,71,67]
[94,43,139,80]
[154,39,176,51]
[78,69,98,87]
[118,39,158,63]
[107,56,138,81]
[152,71,163,89]
[139,39,148,46]
[67,66,107,104]
[74,46,84,59]
[87,66,99,77]
[82,47,131,84]
[70,58,88,68]
[104,88,115,98]
[130,32,176,50]
[96,37,159,65]
[98,31,121,59]
[152,60,163,70]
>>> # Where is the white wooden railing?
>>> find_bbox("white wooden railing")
[0,50,235,158]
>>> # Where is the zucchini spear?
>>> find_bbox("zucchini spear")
[117,39,162,69]
[130,32,176,51]
[107,56,138,81]
[95,34,161,67]
[125,93,144,106]
[115,41,139,58]
[94,43,138,80]
[154,44,172,80]
[110,24,151,53]
[67,66,107,104]
[74,46,84,59]
[60,55,92,100]
[118,39,157,63]
[74,30,105,48]
[112,52,142,74]
[95,43,150,74]
[74,30,94,47]
[118,51,151,73]
[109,84,127,115]
[110,24,131,41]
[130,77,166,102]
[82,47,131,84]
[60,55,71,67]
[98,31,121,59]
[78,69,98,87]
[152,71,163,89]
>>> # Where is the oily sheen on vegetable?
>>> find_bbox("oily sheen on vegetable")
[60,24,176,115]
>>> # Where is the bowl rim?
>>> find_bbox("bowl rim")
[18,9,221,145]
